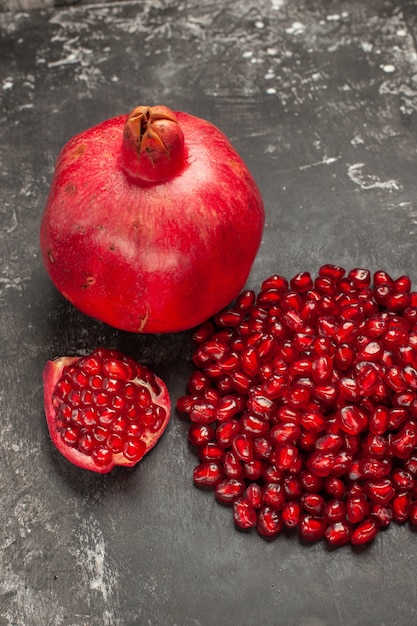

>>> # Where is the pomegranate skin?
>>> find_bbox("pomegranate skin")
[40,107,265,333]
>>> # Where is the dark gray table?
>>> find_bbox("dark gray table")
[2,1,417,624]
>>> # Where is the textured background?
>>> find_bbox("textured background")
[1,1,417,625]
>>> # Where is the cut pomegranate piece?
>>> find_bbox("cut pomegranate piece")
[177,266,417,547]
[44,348,170,473]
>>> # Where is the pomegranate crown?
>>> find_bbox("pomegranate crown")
[122,105,185,184]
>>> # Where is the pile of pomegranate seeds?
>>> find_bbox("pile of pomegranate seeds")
[177,265,417,547]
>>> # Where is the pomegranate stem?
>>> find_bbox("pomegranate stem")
[122,105,185,184]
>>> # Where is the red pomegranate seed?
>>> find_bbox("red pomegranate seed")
[324,499,347,524]
[337,405,368,435]
[392,492,411,524]
[325,520,352,547]
[216,419,241,447]
[306,451,336,477]
[351,518,379,545]
[391,468,413,491]
[198,442,225,462]
[283,474,303,499]
[269,422,301,446]
[282,501,301,528]
[290,271,313,293]
[193,462,224,488]
[301,493,325,516]
[262,483,285,510]
[271,444,299,471]
[369,406,390,435]
[315,433,344,453]
[324,476,346,499]
[389,422,417,459]
[233,498,257,529]
[257,506,283,538]
[253,436,273,459]
[299,515,326,542]
[243,459,265,480]
[223,450,243,479]
[369,503,393,527]
[232,433,254,462]
[190,402,217,425]
[215,478,245,504]
[364,478,396,504]
[346,492,369,524]
[245,483,263,509]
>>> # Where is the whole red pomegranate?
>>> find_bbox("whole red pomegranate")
[43,348,171,473]
[40,105,264,333]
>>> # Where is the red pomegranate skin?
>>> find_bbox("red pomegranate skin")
[40,107,265,333]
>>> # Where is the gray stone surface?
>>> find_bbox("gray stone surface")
[1,1,417,624]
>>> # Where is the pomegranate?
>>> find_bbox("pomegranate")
[177,265,417,547]
[40,105,264,333]
[43,347,171,473]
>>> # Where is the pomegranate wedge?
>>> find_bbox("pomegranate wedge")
[44,348,171,473]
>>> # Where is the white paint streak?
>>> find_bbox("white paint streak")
[380,64,396,73]
[347,163,402,191]
[2,77,14,90]
[285,21,305,36]
[74,515,122,626]
[270,0,285,10]
[299,156,340,170]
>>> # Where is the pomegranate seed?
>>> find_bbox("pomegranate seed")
[392,492,411,524]
[243,459,265,480]
[215,478,245,504]
[299,515,326,542]
[301,493,325,516]
[232,433,254,462]
[236,290,256,311]
[364,478,396,504]
[389,422,417,459]
[193,462,224,488]
[324,476,346,499]
[315,433,344,453]
[190,402,217,425]
[198,442,225,462]
[325,521,352,547]
[245,483,263,509]
[324,499,347,524]
[271,444,299,471]
[337,405,368,435]
[290,271,313,293]
[222,454,243,483]
[253,436,273,460]
[306,451,335,477]
[282,501,301,528]
[262,483,285,510]
[257,506,283,538]
[351,519,379,545]
[233,498,257,529]
[346,492,369,524]
[369,503,393,527]
[283,474,303,499]
[391,468,413,491]
[319,264,345,280]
